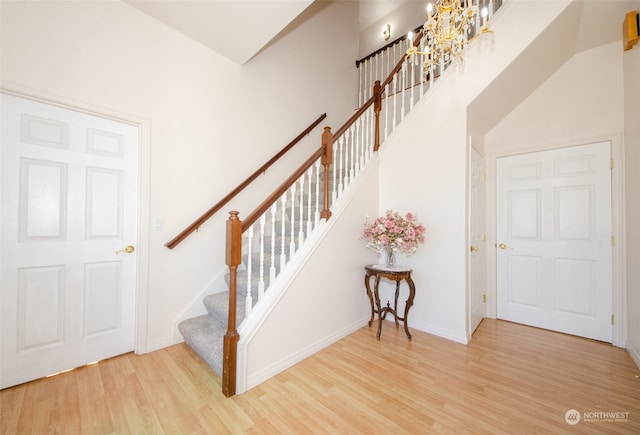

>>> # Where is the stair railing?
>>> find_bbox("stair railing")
[356,25,423,107]
[220,34,421,399]
[357,0,501,107]
[165,113,327,249]
[222,0,503,397]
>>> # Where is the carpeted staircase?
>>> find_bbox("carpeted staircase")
[178,172,326,377]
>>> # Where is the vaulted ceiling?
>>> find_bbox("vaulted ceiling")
[124,1,634,66]
[124,0,315,65]
[124,0,414,65]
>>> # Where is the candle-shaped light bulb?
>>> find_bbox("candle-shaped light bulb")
[481,7,488,27]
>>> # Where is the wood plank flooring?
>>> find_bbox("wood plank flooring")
[1,319,639,434]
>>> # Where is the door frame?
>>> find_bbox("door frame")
[467,140,486,339]
[485,135,626,347]
[1,84,152,355]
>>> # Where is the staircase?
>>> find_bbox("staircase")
[178,174,323,377]
[174,0,510,396]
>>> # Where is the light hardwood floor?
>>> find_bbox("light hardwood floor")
[1,319,639,434]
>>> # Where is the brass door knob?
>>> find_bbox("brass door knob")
[498,243,511,250]
[116,245,135,254]
[470,246,479,252]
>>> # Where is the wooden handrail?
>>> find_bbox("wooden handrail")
[333,97,375,141]
[241,145,326,231]
[165,113,327,249]
[355,25,423,68]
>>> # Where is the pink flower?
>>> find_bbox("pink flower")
[361,210,426,255]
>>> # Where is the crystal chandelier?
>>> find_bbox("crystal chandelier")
[406,0,493,74]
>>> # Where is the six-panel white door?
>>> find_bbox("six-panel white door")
[1,93,139,388]
[496,142,612,342]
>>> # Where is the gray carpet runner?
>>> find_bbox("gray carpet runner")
[178,174,330,378]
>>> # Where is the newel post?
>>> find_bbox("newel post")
[373,80,382,152]
[222,210,242,397]
[320,126,333,220]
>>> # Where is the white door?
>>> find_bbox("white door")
[496,142,612,342]
[1,93,139,388]
[469,146,486,334]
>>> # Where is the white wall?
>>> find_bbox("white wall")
[623,4,640,366]
[484,41,626,343]
[358,1,427,59]
[239,160,379,392]
[0,0,360,352]
[374,0,574,343]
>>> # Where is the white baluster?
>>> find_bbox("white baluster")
[386,45,391,83]
[314,161,321,226]
[384,82,389,140]
[410,53,416,110]
[354,118,361,176]
[258,214,265,300]
[280,195,287,271]
[358,62,363,107]
[401,64,406,120]
[270,203,277,283]
[246,225,253,319]
[352,125,358,181]
[420,39,426,97]
[393,72,398,130]
[370,106,375,159]
[367,58,373,100]
[289,183,296,258]
[430,61,434,89]
[345,130,350,189]
[367,106,374,161]
[332,140,338,203]
[306,167,313,236]
[348,127,355,185]
[338,136,345,196]
[297,178,305,248]
[374,54,378,97]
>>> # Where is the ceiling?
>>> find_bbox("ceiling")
[124,0,634,66]
[124,0,418,65]
[124,0,315,65]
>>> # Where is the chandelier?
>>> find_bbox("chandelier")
[406,0,493,74]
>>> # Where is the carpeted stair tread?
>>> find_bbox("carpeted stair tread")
[178,314,225,377]
[203,291,248,325]
[178,169,331,378]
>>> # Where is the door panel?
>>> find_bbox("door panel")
[1,93,139,388]
[496,142,612,342]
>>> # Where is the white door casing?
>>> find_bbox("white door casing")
[469,145,486,336]
[496,142,612,342]
[1,93,139,388]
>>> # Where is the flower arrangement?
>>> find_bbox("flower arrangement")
[362,210,426,256]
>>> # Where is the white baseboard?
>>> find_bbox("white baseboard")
[627,343,640,370]
[141,337,175,354]
[410,319,469,345]
[245,317,369,392]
